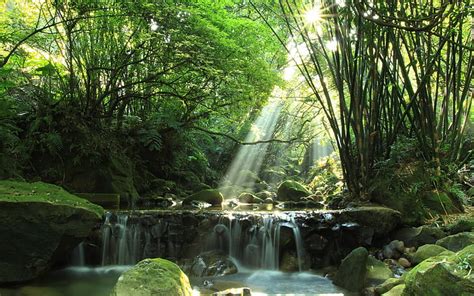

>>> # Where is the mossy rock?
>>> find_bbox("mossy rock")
[403,245,474,296]
[366,256,394,286]
[238,192,258,204]
[446,218,474,234]
[337,206,402,235]
[411,244,452,265]
[435,232,474,252]
[333,247,369,292]
[383,284,405,296]
[0,180,104,283]
[276,180,311,202]
[111,258,192,296]
[393,225,446,247]
[375,278,403,295]
[182,189,224,206]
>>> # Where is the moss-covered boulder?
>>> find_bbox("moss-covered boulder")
[276,180,311,202]
[403,245,474,296]
[435,232,474,252]
[446,218,474,234]
[337,206,402,235]
[182,189,224,206]
[238,192,259,204]
[383,284,405,296]
[0,180,104,284]
[111,258,192,296]
[333,247,369,292]
[375,278,403,295]
[393,225,446,247]
[366,256,394,286]
[411,244,452,265]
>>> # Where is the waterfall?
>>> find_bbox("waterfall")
[71,242,85,266]
[209,213,305,271]
[100,212,142,266]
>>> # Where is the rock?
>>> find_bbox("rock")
[182,189,224,206]
[382,240,405,259]
[392,225,446,247]
[333,247,369,292]
[0,180,103,284]
[276,180,311,201]
[375,278,403,295]
[403,245,474,296]
[435,232,474,252]
[421,190,464,214]
[306,234,328,251]
[238,192,257,204]
[186,251,237,277]
[212,287,252,296]
[280,250,300,272]
[337,206,401,235]
[446,218,474,234]
[366,256,394,286]
[411,244,452,265]
[382,284,405,296]
[111,258,192,296]
[397,257,411,268]
[254,190,276,201]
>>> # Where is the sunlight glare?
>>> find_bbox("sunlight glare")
[326,38,338,52]
[304,5,322,25]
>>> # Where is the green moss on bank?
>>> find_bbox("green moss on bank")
[0,180,104,217]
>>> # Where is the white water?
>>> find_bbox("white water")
[209,213,305,271]
[219,97,283,197]
[71,242,85,266]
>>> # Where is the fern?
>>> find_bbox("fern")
[138,128,162,152]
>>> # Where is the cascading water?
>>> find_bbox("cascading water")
[71,242,85,266]
[208,213,305,271]
[100,213,142,266]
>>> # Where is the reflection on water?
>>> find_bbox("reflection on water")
[191,270,350,296]
[0,266,131,296]
[0,267,351,296]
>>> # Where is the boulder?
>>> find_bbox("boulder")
[366,256,394,286]
[182,189,224,206]
[403,245,474,296]
[112,258,192,296]
[411,244,452,265]
[333,247,369,292]
[0,180,103,284]
[382,284,405,296]
[446,218,474,234]
[276,180,311,201]
[238,193,259,204]
[375,278,403,295]
[337,207,401,235]
[435,232,474,252]
[186,251,237,277]
[382,240,405,259]
[392,225,446,247]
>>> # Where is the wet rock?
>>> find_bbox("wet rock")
[213,287,251,296]
[382,284,405,296]
[238,192,257,203]
[366,255,394,286]
[255,190,277,201]
[337,207,401,235]
[182,189,224,206]
[382,240,404,259]
[111,258,192,296]
[392,225,446,247]
[397,257,411,268]
[375,278,403,295]
[435,231,474,252]
[333,247,369,292]
[276,180,311,201]
[306,234,328,251]
[280,250,300,272]
[411,244,452,265]
[187,251,237,277]
[0,180,103,284]
[403,245,474,296]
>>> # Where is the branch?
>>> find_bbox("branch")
[190,125,300,145]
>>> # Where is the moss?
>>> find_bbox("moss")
[182,189,224,206]
[403,245,474,296]
[383,284,405,296]
[333,247,369,292]
[112,258,192,296]
[435,232,474,252]
[366,255,394,286]
[0,180,103,217]
[422,190,463,215]
[412,244,452,265]
[276,180,311,201]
